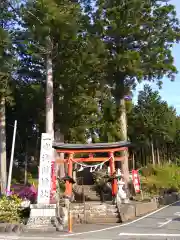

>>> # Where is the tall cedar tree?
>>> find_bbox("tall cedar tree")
[90,0,180,182]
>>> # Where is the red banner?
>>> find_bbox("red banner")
[132,169,141,193]
[50,160,56,203]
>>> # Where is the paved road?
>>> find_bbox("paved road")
[1,201,180,240]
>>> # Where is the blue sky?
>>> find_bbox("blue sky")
[133,0,180,114]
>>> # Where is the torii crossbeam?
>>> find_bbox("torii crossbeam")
[52,141,131,199]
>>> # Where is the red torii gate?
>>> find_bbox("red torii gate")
[53,141,131,198]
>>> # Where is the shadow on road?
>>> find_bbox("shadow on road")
[170,202,180,206]
[172,217,180,221]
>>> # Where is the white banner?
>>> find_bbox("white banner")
[37,133,53,204]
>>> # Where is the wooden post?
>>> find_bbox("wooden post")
[65,153,73,197]
[109,152,117,197]
[67,154,73,233]
[68,209,73,233]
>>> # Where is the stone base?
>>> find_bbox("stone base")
[117,201,158,222]
[25,204,59,232]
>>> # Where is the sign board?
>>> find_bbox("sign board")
[37,133,53,204]
[132,169,141,193]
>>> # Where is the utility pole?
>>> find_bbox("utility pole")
[7,120,17,195]
[24,128,28,185]
[0,97,7,195]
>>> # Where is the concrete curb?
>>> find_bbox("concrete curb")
[118,192,180,223]
[0,223,24,233]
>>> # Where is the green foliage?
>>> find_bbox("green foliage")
[1,0,180,174]
[128,84,177,144]
[0,195,22,223]
[89,0,180,144]
[127,84,180,167]
[0,0,15,102]
[141,164,180,195]
[140,165,156,178]
[11,167,26,183]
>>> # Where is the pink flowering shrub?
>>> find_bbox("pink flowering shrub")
[11,184,37,203]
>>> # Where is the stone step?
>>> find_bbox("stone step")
[74,190,97,194]
[90,212,120,217]
[89,203,118,209]
[72,209,118,215]
[84,194,98,197]
[71,205,119,211]
[73,186,95,189]
[85,197,100,201]
[74,189,111,196]
[73,186,96,192]
[91,209,119,214]
[83,192,99,195]
[85,197,100,200]
[71,208,119,215]
[73,191,96,194]
[83,192,111,196]
[87,217,120,224]
[83,188,97,191]
[71,209,119,216]
[90,204,118,209]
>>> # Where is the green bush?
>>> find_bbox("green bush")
[0,195,22,223]
[141,164,180,195]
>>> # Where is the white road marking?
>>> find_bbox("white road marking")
[0,237,61,240]
[0,237,111,240]
[119,233,180,237]
[158,218,172,228]
[174,212,180,216]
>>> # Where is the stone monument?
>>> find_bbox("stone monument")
[26,133,58,231]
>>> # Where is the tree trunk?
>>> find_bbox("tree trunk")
[161,145,165,163]
[0,97,7,195]
[140,148,143,166]
[114,74,129,197]
[46,39,65,181]
[46,54,54,137]
[119,98,129,187]
[157,148,160,165]
[24,141,28,185]
[166,143,169,163]
[151,142,155,165]
[144,147,147,166]
[132,152,135,170]
[46,52,57,202]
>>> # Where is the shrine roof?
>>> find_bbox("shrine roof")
[52,141,131,151]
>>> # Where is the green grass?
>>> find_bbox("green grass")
[139,163,180,196]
